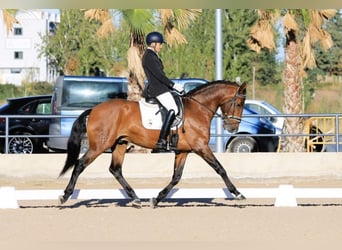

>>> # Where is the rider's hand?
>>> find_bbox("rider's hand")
[173,84,184,94]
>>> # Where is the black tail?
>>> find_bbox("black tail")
[59,109,92,177]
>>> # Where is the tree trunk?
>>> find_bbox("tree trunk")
[281,32,305,152]
[126,38,150,153]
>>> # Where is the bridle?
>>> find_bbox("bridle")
[221,92,246,121]
[186,86,246,124]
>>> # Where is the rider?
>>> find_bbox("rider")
[142,31,179,152]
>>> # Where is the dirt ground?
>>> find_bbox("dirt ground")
[1,176,342,250]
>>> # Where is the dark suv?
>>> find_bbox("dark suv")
[0,95,52,154]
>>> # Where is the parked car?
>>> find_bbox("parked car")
[209,108,279,152]
[244,99,326,152]
[47,75,128,152]
[244,99,284,134]
[0,95,52,154]
[47,76,278,153]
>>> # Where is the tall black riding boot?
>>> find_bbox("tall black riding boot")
[154,109,175,152]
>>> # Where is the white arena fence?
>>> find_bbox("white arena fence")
[1,113,341,153]
[2,185,342,209]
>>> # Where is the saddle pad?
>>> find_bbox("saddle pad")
[139,100,163,129]
[138,99,182,130]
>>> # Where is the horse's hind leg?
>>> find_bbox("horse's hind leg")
[109,144,141,208]
[59,152,96,204]
[197,148,245,200]
[150,152,188,208]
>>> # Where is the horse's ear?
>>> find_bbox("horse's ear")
[239,82,247,94]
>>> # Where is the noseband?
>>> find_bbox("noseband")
[221,92,246,124]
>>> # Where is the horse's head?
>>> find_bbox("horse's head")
[220,82,247,133]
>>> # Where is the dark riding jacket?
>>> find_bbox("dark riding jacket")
[142,48,174,98]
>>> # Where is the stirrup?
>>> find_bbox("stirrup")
[151,148,170,153]
[152,139,171,153]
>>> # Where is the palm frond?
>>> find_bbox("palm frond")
[122,9,154,36]
[319,30,333,50]
[2,9,19,33]
[301,9,336,70]
[247,10,276,52]
[159,9,201,30]
[302,31,316,69]
[84,9,114,38]
[283,12,299,35]
[308,10,335,50]
[84,9,110,23]
[96,18,115,38]
[159,9,201,47]
[319,9,337,20]
[164,27,187,47]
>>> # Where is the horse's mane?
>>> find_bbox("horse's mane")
[184,80,240,97]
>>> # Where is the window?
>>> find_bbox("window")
[10,68,22,74]
[14,51,23,59]
[49,22,57,33]
[13,27,23,36]
[36,103,52,114]
[62,80,127,107]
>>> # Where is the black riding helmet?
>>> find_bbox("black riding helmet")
[146,31,165,45]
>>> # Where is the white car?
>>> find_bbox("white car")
[244,100,284,134]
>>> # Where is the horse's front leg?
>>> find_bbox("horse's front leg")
[150,152,188,208]
[196,147,245,200]
[109,144,141,208]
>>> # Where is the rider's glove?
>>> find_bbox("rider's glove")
[173,84,185,94]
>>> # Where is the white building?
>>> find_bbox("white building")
[0,10,60,85]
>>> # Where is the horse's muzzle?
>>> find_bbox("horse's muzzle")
[223,115,241,133]
[223,123,239,133]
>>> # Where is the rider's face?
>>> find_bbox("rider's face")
[151,42,163,53]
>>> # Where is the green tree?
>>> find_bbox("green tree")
[248,9,337,152]
[162,9,216,79]
[255,48,282,85]
[223,9,257,83]
[39,10,123,76]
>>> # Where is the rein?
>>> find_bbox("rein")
[185,91,246,122]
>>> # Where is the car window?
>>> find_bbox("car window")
[184,82,204,93]
[245,103,272,116]
[19,102,35,114]
[36,103,52,114]
[62,80,127,107]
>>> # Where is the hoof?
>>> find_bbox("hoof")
[131,199,142,209]
[235,193,246,200]
[59,195,67,205]
[150,197,158,209]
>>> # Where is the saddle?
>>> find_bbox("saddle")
[138,91,183,130]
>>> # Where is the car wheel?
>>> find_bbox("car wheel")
[8,132,34,154]
[305,125,325,152]
[226,136,259,153]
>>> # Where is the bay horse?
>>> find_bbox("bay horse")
[59,80,247,208]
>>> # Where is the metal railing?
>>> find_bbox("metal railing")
[1,113,341,154]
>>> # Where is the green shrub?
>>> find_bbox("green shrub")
[0,82,54,104]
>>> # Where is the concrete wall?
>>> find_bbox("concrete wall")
[1,153,342,180]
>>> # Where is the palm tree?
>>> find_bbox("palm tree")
[1,9,19,33]
[247,9,336,152]
[84,9,201,101]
